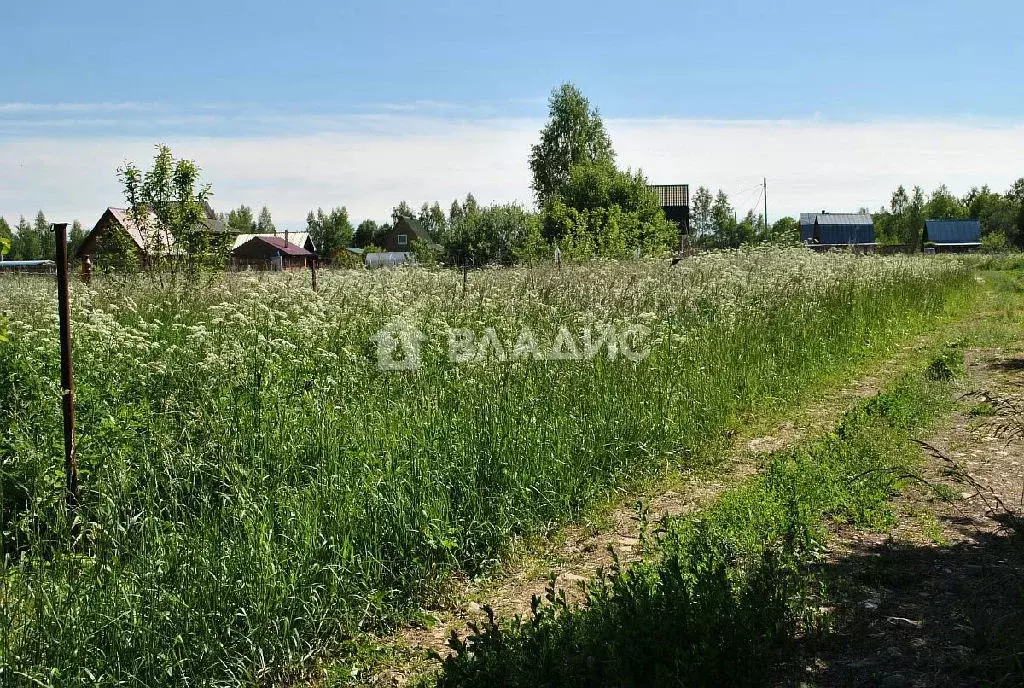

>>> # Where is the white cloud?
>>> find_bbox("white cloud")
[0,102,157,114]
[2,116,1024,228]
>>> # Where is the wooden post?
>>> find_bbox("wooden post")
[81,254,92,285]
[310,259,318,292]
[462,260,468,298]
[53,223,79,525]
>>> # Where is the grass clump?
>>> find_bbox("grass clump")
[434,371,952,688]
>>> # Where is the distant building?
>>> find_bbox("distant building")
[232,231,316,255]
[799,212,875,251]
[923,219,981,253]
[376,217,436,253]
[230,235,315,270]
[649,184,690,243]
[75,204,231,263]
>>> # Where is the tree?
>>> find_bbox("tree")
[418,202,447,239]
[925,184,967,221]
[13,216,39,260]
[69,220,87,257]
[529,83,615,204]
[306,207,353,260]
[391,201,414,223]
[876,185,927,249]
[541,160,677,257]
[968,185,1019,246]
[0,217,13,258]
[708,190,737,247]
[118,144,217,264]
[440,196,535,266]
[227,205,256,233]
[35,210,56,260]
[764,217,800,245]
[256,206,275,234]
[352,219,378,248]
[690,186,714,238]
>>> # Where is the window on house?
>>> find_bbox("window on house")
[397,234,408,246]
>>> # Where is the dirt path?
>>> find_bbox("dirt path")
[366,318,970,686]
[787,349,1024,687]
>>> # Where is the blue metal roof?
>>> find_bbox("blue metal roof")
[924,219,980,244]
[0,260,56,268]
[799,213,875,245]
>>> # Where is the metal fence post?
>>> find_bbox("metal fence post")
[53,223,79,525]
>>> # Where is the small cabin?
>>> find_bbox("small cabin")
[230,235,315,270]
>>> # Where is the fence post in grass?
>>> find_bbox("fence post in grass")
[310,258,318,292]
[462,259,468,299]
[53,223,79,527]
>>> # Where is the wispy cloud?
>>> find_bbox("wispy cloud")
[2,113,1023,230]
[0,101,158,114]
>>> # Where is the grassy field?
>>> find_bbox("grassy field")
[0,249,972,685]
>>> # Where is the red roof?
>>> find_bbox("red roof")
[237,235,314,257]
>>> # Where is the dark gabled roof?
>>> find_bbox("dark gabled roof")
[649,184,690,208]
[232,235,314,258]
[393,216,432,242]
[799,212,875,245]
[924,219,981,244]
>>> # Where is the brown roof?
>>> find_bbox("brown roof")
[233,235,314,258]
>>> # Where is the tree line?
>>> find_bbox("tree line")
[0,212,86,261]
[287,83,679,266]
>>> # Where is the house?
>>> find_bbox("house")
[230,235,315,270]
[376,217,435,253]
[75,204,232,263]
[923,219,981,253]
[799,212,875,251]
[231,231,316,255]
[649,184,690,244]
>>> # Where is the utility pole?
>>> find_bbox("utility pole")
[763,178,768,235]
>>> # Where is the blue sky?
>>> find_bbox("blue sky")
[3,0,1024,226]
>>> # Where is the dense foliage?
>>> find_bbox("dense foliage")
[0,249,969,684]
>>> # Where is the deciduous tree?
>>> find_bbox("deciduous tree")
[306,207,353,260]
[353,219,378,248]
[690,186,714,238]
[118,144,217,264]
[529,83,615,205]
[227,205,256,233]
[69,220,86,257]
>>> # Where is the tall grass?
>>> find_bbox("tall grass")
[0,249,970,684]
[435,366,955,687]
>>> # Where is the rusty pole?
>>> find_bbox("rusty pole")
[53,223,79,523]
